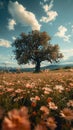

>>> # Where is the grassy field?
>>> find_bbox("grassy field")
[0,69,73,130]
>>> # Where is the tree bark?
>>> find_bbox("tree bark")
[35,58,41,72]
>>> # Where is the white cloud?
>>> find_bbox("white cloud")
[40,11,58,23]
[8,1,41,30]
[42,0,54,11]
[55,25,71,42]
[12,36,16,40]
[43,4,50,12]
[7,19,16,30]
[0,39,11,48]
[44,0,54,11]
[61,49,73,61]
[61,49,73,53]
[40,0,58,23]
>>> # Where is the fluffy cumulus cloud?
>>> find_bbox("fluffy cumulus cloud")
[43,4,50,12]
[8,1,41,30]
[7,19,16,30]
[0,39,11,48]
[40,0,58,23]
[55,25,71,42]
[43,0,53,11]
[40,11,58,23]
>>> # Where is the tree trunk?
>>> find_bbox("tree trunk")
[35,58,41,72]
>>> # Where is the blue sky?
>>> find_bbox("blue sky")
[0,0,73,68]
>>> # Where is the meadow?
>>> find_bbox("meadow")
[0,69,73,130]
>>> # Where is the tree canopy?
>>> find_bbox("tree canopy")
[12,30,63,72]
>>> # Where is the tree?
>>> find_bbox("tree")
[12,30,63,72]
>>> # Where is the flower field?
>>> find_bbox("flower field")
[0,69,73,130]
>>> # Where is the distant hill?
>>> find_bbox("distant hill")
[0,63,73,72]
[42,64,73,70]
